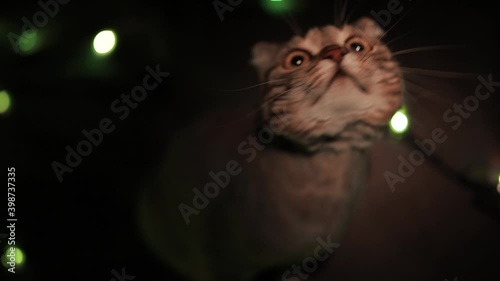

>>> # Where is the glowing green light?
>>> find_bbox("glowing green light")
[261,0,298,15]
[0,90,11,114]
[390,110,409,134]
[18,30,38,54]
[1,247,25,268]
[93,30,116,55]
[497,174,500,194]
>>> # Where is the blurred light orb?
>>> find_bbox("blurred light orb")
[497,174,500,194]
[1,247,25,268]
[93,30,116,55]
[0,90,11,114]
[18,30,38,54]
[261,0,297,15]
[390,110,409,134]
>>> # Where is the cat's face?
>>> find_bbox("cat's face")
[252,18,403,151]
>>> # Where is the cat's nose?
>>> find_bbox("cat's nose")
[322,46,345,63]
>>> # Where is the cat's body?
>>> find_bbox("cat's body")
[139,127,368,280]
[138,17,403,281]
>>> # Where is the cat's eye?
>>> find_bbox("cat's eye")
[283,50,311,69]
[345,37,371,54]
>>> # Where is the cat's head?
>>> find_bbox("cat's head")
[251,17,403,151]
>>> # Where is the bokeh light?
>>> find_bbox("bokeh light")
[260,0,299,15]
[497,173,500,193]
[390,110,409,134]
[18,30,38,54]
[0,90,11,114]
[93,30,117,55]
[1,246,25,268]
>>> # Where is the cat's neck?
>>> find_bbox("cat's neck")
[236,146,368,257]
[252,123,367,181]
[257,146,367,185]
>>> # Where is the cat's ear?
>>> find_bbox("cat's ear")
[353,17,384,39]
[251,42,281,80]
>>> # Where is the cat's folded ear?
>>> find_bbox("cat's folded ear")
[251,42,281,80]
[353,17,384,39]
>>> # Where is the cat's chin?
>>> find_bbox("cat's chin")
[333,71,368,93]
[278,121,384,153]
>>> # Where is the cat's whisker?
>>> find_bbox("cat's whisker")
[359,51,375,62]
[340,0,349,27]
[334,0,340,27]
[247,88,294,118]
[290,13,304,35]
[262,88,294,106]
[385,30,414,46]
[283,13,303,36]
[400,67,479,79]
[334,0,347,27]
[344,0,364,25]
[393,45,464,56]
[403,79,451,107]
[380,7,414,40]
[212,78,293,92]
[207,88,294,130]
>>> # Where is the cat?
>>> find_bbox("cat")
[137,16,403,281]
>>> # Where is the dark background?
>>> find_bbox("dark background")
[2,0,500,280]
